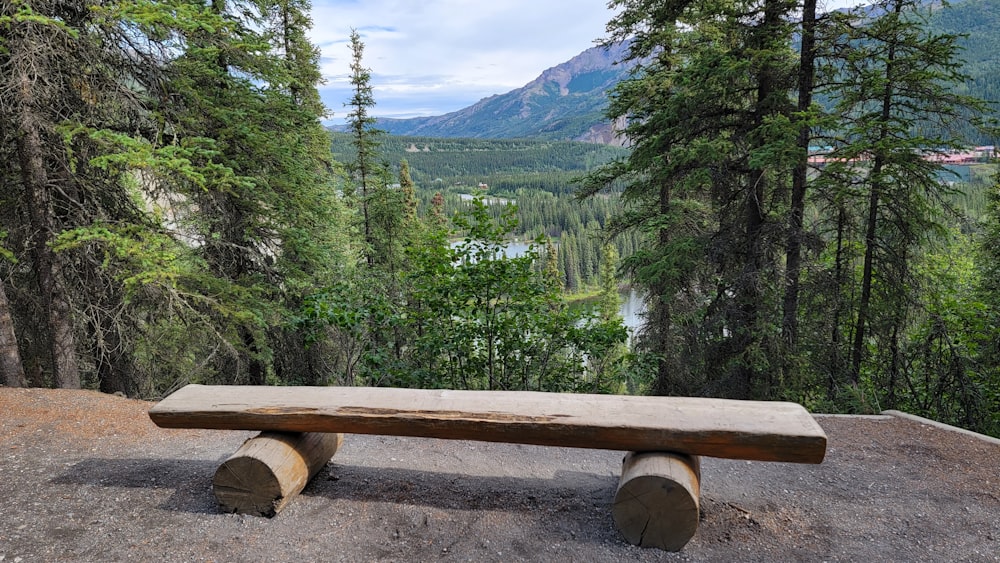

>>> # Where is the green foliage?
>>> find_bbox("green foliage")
[577,0,999,437]
[972,169,1000,435]
[896,235,996,434]
[302,196,629,392]
[814,0,989,394]
[0,0,345,395]
[0,231,14,264]
[584,0,803,399]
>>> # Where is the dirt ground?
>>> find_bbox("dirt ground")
[1,388,998,562]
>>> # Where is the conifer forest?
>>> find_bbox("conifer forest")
[1,0,998,437]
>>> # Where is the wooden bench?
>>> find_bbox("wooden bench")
[149,384,827,551]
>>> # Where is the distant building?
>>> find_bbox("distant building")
[807,145,995,166]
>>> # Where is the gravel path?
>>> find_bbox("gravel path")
[1,388,998,562]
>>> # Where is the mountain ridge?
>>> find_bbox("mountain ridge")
[351,0,998,146]
[371,41,632,144]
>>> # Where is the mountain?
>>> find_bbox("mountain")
[374,41,633,144]
[362,0,999,146]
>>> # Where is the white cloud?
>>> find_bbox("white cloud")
[820,0,869,11]
[309,0,615,122]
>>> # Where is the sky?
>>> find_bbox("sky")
[309,0,869,125]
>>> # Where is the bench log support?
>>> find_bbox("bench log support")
[213,431,343,517]
[613,452,701,551]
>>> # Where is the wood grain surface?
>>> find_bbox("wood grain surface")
[149,384,827,463]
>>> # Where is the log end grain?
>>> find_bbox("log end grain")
[612,451,701,551]
[213,431,343,517]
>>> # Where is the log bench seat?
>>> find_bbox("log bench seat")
[148,384,827,551]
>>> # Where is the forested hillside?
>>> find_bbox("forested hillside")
[926,0,999,143]
[329,133,628,192]
[330,133,638,294]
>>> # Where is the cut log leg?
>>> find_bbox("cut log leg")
[612,451,701,551]
[213,431,343,517]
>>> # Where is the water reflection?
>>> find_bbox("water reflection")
[619,289,645,332]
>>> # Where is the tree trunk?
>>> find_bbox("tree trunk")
[851,0,901,385]
[782,0,818,349]
[653,176,675,395]
[851,170,881,384]
[733,0,785,399]
[0,279,27,387]
[613,452,701,551]
[829,206,848,395]
[14,68,81,389]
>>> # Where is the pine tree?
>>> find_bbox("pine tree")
[781,0,820,352]
[0,0,90,388]
[585,242,629,393]
[154,0,347,386]
[345,29,387,267]
[0,0,346,396]
[818,0,986,391]
[584,0,801,398]
[543,237,563,293]
[400,159,419,225]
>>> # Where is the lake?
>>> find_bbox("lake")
[449,239,647,333]
[449,240,532,259]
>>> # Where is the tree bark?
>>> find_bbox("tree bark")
[0,279,27,387]
[14,63,81,389]
[733,0,786,399]
[782,0,818,349]
[653,175,675,395]
[851,167,882,384]
[829,206,848,394]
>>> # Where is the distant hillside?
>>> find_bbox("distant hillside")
[843,0,999,144]
[371,42,633,144]
[330,133,628,194]
[932,0,1000,142]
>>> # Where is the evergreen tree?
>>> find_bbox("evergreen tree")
[543,237,563,293]
[0,0,93,388]
[584,242,629,392]
[973,170,1000,434]
[781,0,821,356]
[584,0,801,399]
[597,244,622,323]
[345,29,387,267]
[400,159,419,225]
[153,0,345,386]
[817,0,987,393]
[1,0,343,394]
